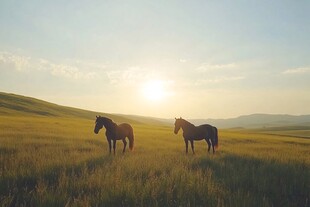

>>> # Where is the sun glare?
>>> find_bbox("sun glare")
[143,80,165,101]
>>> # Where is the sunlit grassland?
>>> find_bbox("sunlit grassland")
[257,128,310,139]
[0,116,309,207]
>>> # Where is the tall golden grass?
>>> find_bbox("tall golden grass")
[0,116,309,206]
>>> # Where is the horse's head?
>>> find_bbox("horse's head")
[94,116,103,134]
[174,117,183,134]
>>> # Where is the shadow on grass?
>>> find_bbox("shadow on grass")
[0,147,17,155]
[192,153,309,207]
[0,155,114,207]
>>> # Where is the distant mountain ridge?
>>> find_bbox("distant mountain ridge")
[190,114,310,128]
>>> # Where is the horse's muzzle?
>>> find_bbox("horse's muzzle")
[94,130,98,134]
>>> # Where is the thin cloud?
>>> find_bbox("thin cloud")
[0,52,30,71]
[179,59,188,63]
[107,66,163,85]
[106,66,145,84]
[196,63,237,72]
[195,76,245,85]
[0,51,96,80]
[50,64,96,80]
[282,67,310,75]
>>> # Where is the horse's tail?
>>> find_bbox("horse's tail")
[128,127,134,151]
[213,126,219,149]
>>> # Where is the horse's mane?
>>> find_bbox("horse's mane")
[98,117,112,123]
[97,117,117,130]
[180,118,195,128]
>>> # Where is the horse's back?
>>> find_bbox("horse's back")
[200,124,213,128]
[119,123,133,130]
[185,124,211,140]
[117,123,133,136]
[199,124,216,137]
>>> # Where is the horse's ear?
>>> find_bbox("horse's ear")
[96,115,98,118]
[180,117,182,119]
[175,117,177,120]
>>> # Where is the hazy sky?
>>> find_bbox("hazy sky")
[1,0,310,119]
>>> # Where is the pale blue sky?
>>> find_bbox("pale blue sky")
[1,0,310,118]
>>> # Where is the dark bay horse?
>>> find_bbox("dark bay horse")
[174,117,218,154]
[94,116,134,154]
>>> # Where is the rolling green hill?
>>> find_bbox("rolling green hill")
[0,92,167,125]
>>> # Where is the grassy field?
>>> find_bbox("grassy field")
[0,115,309,207]
[253,126,310,139]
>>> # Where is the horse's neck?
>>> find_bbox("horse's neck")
[103,120,117,131]
[181,120,195,132]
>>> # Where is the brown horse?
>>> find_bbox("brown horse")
[174,117,218,154]
[94,116,134,154]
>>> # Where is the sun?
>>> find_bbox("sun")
[143,80,165,101]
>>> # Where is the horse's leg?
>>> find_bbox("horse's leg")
[212,142,215,154]
[184,139,188,154]
[113,139,116,155]
[122,138,127,153]
[107,138,112,154]
[190,140,195,154]
[206,139,211,153]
